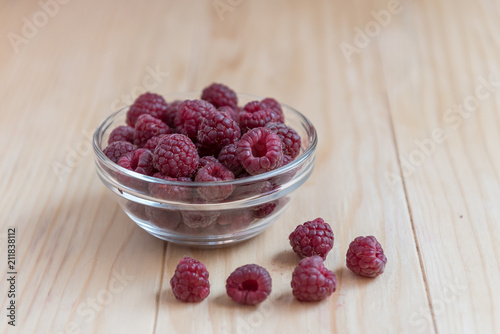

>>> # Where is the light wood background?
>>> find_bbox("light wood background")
[1,0,499,333]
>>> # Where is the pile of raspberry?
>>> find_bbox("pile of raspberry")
[103,83,302,184]
[169,218,387,304]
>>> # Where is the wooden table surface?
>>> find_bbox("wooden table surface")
[1,0,500,333]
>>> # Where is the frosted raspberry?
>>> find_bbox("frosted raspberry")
[153,134,199,178]
[170,257,210,302]
[149,173,192,201]
[238,100,283,132]
[108,125,135,144]
[201,83,238,109]
[346,236,387,278]
[265,122,301,158]
[236,127,283,175]
[291,256,337,302]
[218,143,244,176]
[117,148,155,176]
[133,114,171,147]
[226,264,272,305]
[143,134,169,151]
[174,99,216,139]
[103,141,136,163]
[289,218,334,260]
[197,111,241,156]
[126,92,168,127]
[195,161,235,202]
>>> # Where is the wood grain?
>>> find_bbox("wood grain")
[0,0,498,333]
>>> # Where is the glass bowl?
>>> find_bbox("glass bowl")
[93,93,317,247]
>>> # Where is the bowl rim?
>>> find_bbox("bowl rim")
[93,92,318,187]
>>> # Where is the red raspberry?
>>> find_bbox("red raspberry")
[289,218,334,260]
[153,134,199,178]
[195,161,235,202]
[149,173,192,201]
[218,143,244,176]
[145,207,181,230]
[197,111,241,156]
[201,83,238,109]
[108,125,135,145]
[265,122,301,158]
[170,257,210,302]
[291,256,338,302]
[260,98,284,122]
[226,264,272,305]
[236,127,283,175]
[143,134,169,151]
[346,236,387,278]
[126,202,148,220]
[103,141,136,163]
[117,148,155,176]
[133,114,171,147]
[198,156,219,169]
[217,106,238,121]
[238,100,283,132]
[126,92,168,127]
[163,100,181,128]
[174,99,216,139]
[253,201,277,218]
[181,211,219,229]
[217,210,253,230]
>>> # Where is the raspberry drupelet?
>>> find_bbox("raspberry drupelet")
[346,236,387,278]
[226,264,272,305]
[289,218,334,260]
[236,127,283,175]
[153,134,199,178]
[291,256,338,302]
[170,257,210,302]
[126,92,168,127]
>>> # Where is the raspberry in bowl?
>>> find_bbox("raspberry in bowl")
[93,89,317,247]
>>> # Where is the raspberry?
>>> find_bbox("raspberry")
[217,210,253,231]
[217,106,238,121]
[126,202,148,220]
[174,99,216,139]
[265,122,301,158]
[145,207,181,230]
[197,111,241,156]
[143,134,169,151]
[226,264,272,305]
[153,134,199,178]
[164,100,181,128]
[108,125,135,144]
[238,100,283,132]
[198,156,219,169]
[289,218,334,260]
[346,236,387,278]
[236,127,283,175]
[117,148,155,176]
[291,256,338,302]
[170,257,210,302]
[201,83,238,109]
[260,98,284,122]
[133,114,171,147]
[253,201,277,218]
[103,141,136,163]
[218,143,244,176]
[149,173,192,201]
[181,211,219,229]
[195,161,235,202]
[126,92,168,127]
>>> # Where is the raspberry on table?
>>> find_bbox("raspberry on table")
[238,100,283,132]
[226,264,272,305]
[265,122,301,158]
[217,106,238,121]
[201,83,238,109]
[174,99,217,139]
[126,92,168,127]
[289,218,334,260]
[218,143,244,176]
[149,172,192,201]
[143,134,169,151]
[117,148,155,176]
[108,125,135,145]
[163,100,181,128]
[103,140,136,163]
[170,257,210,303]
[236,127,283,175]
[291,255,338,302]
[153,134,199,178]
[133,114,171,147]
[346,236,387,278]
[197,111,241,156]
[195,161,235,202]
